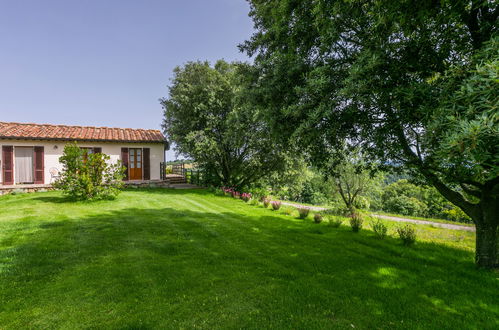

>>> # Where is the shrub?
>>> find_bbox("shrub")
[281,207,294,216]
[241,193,252,202]
[353,195,370,210]
[297,207,310,219]
[328,216,343,228]
[249,187,270,201]
[271,201,281,210]
[384,195,428,217]
[441,206,472,223]
[370,218,388,239]
[54,142,125,200]
[263,198,270,208]
[314,213,323,223]
[222,187,234,196]
[214,188,225,196]
[232,191,241,199]
[397,225,416,245]
[249,198,260,206]
[349,213,363,232]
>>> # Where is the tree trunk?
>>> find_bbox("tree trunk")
[474,197,498,269]
[475,222,498,268]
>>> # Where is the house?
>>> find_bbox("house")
[0,121,166,187]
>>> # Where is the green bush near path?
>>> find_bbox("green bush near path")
[0,189,496,328]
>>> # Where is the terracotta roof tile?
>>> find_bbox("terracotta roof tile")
[0,122,165,143]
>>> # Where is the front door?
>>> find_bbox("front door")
[129,148,142,180]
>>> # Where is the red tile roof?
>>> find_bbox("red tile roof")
[0,122,165,143]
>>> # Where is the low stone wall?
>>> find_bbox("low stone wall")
[0,185,56,196]
[0,180,172,196]
[123,180,171,189]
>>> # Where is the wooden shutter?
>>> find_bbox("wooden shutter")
[34,146,44,184]
[2,146,13,185]
[143,148,150,180]
[93,147,102,154]
[121,148,129,181]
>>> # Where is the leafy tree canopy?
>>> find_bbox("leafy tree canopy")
[161,60,285,189]
[242,0,498,267]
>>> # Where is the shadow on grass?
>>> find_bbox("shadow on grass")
[0,201,497,328]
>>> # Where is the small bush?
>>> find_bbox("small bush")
[241,193,252,202]
[249,198,260,206]
[281,207,293,216]
[370,218,388,239]
[297,207,310,219]
[349,213,363,232]
[214,189,225,196]
[263,198,270,208]
[271,201,281,210]
[397,225,416,245]
[55,142,124,200]
[314,213,323,223]
[327,216,343,228]
[221,187,234,196]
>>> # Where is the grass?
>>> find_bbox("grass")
[0,189,497,329]
[279,199,475,228]
[370,210,474,227]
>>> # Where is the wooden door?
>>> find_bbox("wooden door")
[2,146,14,185]
[129,148,143,180]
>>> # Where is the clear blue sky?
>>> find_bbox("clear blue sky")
[0,0,253,159]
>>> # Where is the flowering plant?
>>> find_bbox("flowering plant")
[241,193,252,202]
[271,201,281,210]
[221,187,234,196]
[297,207,310,219]
[263,198,270,208]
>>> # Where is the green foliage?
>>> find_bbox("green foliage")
[313,213,323,224]
[243,0,499,267]
[248,186,270,202]
[397,225,417,246]
[442,206,471,223]
[427,37,499,184]
[371,219,388,239]
[271,201,281,210]
[380,179,471,222]
[327,216,344,228]
[262,198,270,208]
[280,206,294,216]
[349,214,363,233]
[329,150,384,213]
[54,142,124,200]
[297,207,310,219]
[161,60,284,189]
[384,195,428,217]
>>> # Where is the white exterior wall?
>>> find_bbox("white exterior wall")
[0,139,165,184]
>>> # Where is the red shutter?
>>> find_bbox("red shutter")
[34,146,44,184]
[121,148,129,181]
[2,146,13,185]
[143,148,150,180]
[93,147,102,154]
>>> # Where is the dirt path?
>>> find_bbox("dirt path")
[280,201,475,232]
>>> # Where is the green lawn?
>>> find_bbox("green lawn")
[0,189,497,329]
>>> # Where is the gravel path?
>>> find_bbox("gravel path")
[280,201,475,232]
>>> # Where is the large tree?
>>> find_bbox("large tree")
[161,60,284,189]
[242,1,498,267]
